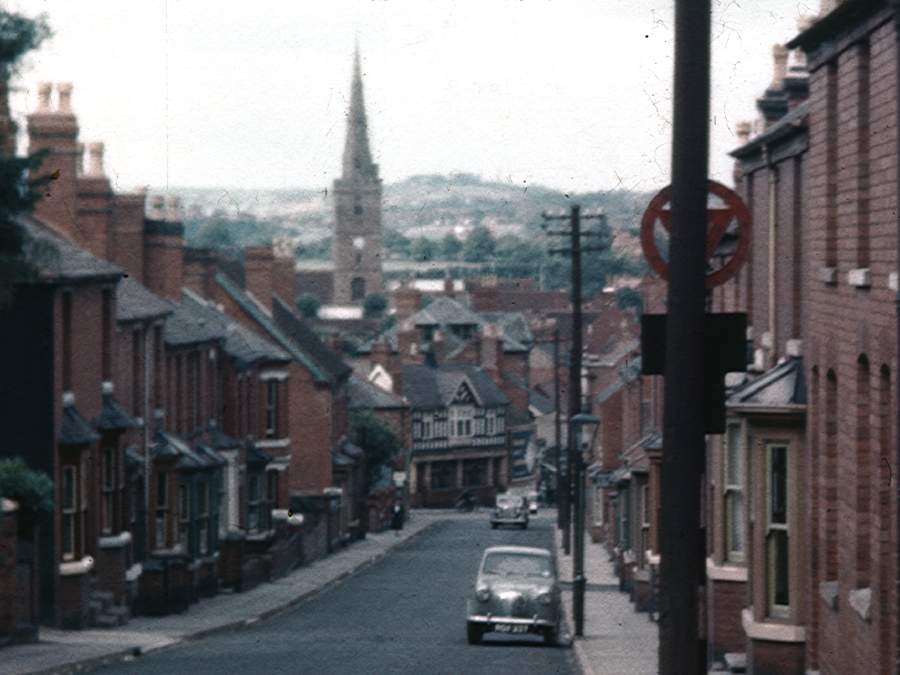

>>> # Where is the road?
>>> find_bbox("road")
[95,512,576,675]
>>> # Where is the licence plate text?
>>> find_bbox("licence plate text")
[495,623,528,634]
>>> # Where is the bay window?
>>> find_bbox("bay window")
[450,406,474,439]
[265,380,278,438]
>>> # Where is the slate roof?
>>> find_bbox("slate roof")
[481,312,533,349]
[727,356,806,411]
[181,293,289,368]
[59,405,100,445]
[16,215,123,283]
[409,296,482,327]
[272,297,352,384]
[348,374,407,410]
[151,431,225,471]
[163,300,227,347]
[213,272,332,383]
[730,101,809,159]
[94,394,138,431]
[529,388,555,415]
[116,277,172,323]
[401,363,509,410]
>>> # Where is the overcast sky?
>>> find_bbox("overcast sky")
[10,0,816,195]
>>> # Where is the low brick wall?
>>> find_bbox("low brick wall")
[707,577,748,662]
[749,637,805,675]
[95,542,128,606]
[57,570,90,628]
[135,558,191,616]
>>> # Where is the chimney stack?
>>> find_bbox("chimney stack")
[244,245,275,311]
[480,323,501,372]
[28,82,80,237]
[143,193,185,300]
[110,188,148,282]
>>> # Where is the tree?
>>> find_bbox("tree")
[349,411,402,488]
[410,237,437,262]
[0,457,53,513]
[363,293,388,319]
[194,215,236,249]
[294,236,331,260]
[0,9,52,308]
[440,232,462,260]
[462,225,495,262]
[295,292,320,318]
[384,229,411,258]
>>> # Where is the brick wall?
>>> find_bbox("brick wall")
[0,504,16,638]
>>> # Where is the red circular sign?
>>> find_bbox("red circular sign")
[639,179,752,289]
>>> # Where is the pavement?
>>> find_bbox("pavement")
[88,511,575,675]
[554,525,659,675]
[1,513,441,675]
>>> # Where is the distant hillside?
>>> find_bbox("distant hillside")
[173,174,653,247]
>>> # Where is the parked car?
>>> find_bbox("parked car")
[527,491,539,515]
[490,494,529,529]
[466,545,561,646]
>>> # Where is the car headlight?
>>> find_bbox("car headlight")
[476,587,491,602]
[537,592,553,605]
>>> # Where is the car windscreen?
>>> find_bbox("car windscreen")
[495,498,517,508]
[482,552,552,577]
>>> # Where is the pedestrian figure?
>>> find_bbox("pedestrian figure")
[391,501,404,536]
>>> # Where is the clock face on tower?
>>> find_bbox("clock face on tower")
[352,237,366,250]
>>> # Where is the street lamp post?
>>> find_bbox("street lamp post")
[570,411,600,638]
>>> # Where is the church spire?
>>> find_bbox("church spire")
[341,44,378,181]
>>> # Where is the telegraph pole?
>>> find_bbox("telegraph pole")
[543,204,606,634]
[554,326,562,526]
[659,1,711,673]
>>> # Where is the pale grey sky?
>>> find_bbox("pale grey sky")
[11,0,816,194]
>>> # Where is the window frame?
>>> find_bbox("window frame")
[197,480,209,556]
[154,471,168,549]
[765,441,790,619]
[61,465,78,561]
[724,421,746,563]
[449,405,474,439]
[101,446,116,535]
[177,482,190,552]
[265,379,279,438]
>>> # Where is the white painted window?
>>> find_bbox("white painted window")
[724,422,746,563]
[61,466,77,560]
[449,405,474,438]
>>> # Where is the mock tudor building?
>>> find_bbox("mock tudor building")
[402,364,510,507]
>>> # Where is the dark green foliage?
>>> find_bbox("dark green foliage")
[409,237,437,262]
[0,11,51,79]
[461,225,495,262]
[293,236,332,260]
[295,292,320,318]
[0,9,52,308]
[440,233,462,260]
[349,411,401,488]
[362,293,387,319]
[0,457,54,513]
[383,229,411,257]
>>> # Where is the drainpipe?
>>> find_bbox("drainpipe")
[892,3,900,673]
[763,143,778,366]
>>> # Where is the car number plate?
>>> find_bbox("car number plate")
[495,623,528,634]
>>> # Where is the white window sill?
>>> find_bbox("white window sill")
[706,557,748,582]
[272,508,304,526]
[256,438,290,449]
[741,608,805,643]
[848,587,872,622]
[819,266,837,285]
[848,268,871,288]
[98,530,132,549]
[59,556,94,576]
[125,562,143,582]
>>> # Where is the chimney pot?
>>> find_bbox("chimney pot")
[57,82,73,113]
[36,82,52,112]
[735,120,752,144]
[86,141,105,177]
[772,44,788,89]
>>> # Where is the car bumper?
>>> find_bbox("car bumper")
[467,615,556,631]
[490,517,527,525]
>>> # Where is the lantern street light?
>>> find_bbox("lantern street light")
[570,411,600,637]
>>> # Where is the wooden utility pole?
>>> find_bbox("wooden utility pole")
[543,204,606,633]
[659,1,711,673]
[554,326,562,527]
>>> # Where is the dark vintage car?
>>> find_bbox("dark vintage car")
[490,494,529,529]
[465,545,561,646]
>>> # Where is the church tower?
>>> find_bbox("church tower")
[332,46,383,305]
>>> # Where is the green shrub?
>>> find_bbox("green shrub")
[0,457,53,512]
